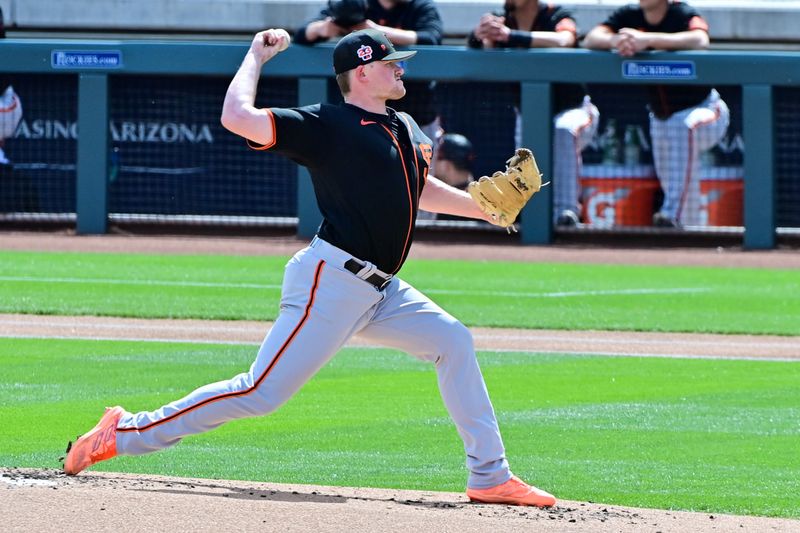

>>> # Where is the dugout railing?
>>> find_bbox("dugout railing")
[0,39,797,249]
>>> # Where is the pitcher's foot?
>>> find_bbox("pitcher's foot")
[63,406,125,475]
[467,474,556,507]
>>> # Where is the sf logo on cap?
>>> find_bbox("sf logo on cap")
[357,45,373,62]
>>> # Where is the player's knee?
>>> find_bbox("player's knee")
[435,320,475,360]
[244,377,287,416]
[246,390,282,416]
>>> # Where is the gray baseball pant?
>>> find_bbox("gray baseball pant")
[115,237,511,489]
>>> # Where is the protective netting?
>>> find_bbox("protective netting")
[107,75,297,221]
[775,87,800,229]
[0,74,77,218]
[0,75,767,233]
[572,84,743,229]
[434,81,518,181]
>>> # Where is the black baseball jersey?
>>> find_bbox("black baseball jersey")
[295,0,443,47]
[601,1,713,118]
[295,0,443,125]
[468,3,577,44]
[250,102,432,274]
[467,3,586,113]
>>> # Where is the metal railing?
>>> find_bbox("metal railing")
[1,39,798,248]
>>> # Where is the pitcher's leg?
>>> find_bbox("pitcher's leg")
[116,258,379,456]
[116,308,320,455]
[358,280,509,489]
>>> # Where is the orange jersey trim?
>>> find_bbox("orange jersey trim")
[677,103,722,220]
[687,15,709,33]
[245,108,277,151]
[379,123,415,275]
[117,260,326,434]
[398,113,424,187]
[677,129,696,221]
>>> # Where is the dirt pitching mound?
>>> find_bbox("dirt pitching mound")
[2,468,797,533]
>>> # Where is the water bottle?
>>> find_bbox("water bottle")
[623,125,640,166]
[601,119,620,165]
[109,146,120,182]
[700,149,716,168]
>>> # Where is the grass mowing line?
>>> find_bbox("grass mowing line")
[1,337,798,518]
[0,275,708,299]
[2,250,799,334]
[0,275,283,290]
[2,334,799,362]
[0,334,259,346]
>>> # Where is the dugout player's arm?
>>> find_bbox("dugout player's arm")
[301,18,347,43]
[620,28,709,51]
[582,24,619,50]
[419,175,495,223]
[354,3,443,46]
[528,29,576,48]
[508,12,578,48]
[220,29,290,146]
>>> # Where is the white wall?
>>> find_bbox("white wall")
[5,0,800,42]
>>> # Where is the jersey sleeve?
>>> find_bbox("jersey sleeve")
[602,5,639,32]
[411,0,444,45]
[397,111,432,189]
[292,8,332,45]
[247,104,326,168]
[677,3,709,32]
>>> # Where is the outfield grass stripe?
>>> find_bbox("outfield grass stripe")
[429,287,710,298]
[0,275,282,290]
[0,275,708,299]
[2,334,798,362]
[0,318,261,334]
[482,333,799,350]
[0,334,260,346]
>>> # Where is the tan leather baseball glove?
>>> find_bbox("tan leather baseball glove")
[467,148,545,229]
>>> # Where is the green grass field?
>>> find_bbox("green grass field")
[1,338,798,517]
[0,249,798,518]
[1,250,799,334]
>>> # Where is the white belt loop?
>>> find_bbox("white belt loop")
[356,262,378,280]
[310,236,392,289]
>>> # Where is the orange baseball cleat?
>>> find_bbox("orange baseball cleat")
[466,474,557,507]
[63,406,125,476]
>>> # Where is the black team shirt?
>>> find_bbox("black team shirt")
[249,102,432,275]
[294,0,443,126]
[467,3,587,113]
[601,2,713,118]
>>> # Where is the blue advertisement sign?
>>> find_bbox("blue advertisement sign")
[51,50,123,69]
[622,61,696,80]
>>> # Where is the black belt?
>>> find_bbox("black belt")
[344,258,392,290]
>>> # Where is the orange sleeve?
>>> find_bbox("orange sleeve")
[688,16,709,33]
[245,108,276,151]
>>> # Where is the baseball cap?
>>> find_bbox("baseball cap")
[438,133,475,170]
[333,29,417,75]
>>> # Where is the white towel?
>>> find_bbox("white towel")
[0,85,23,140]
